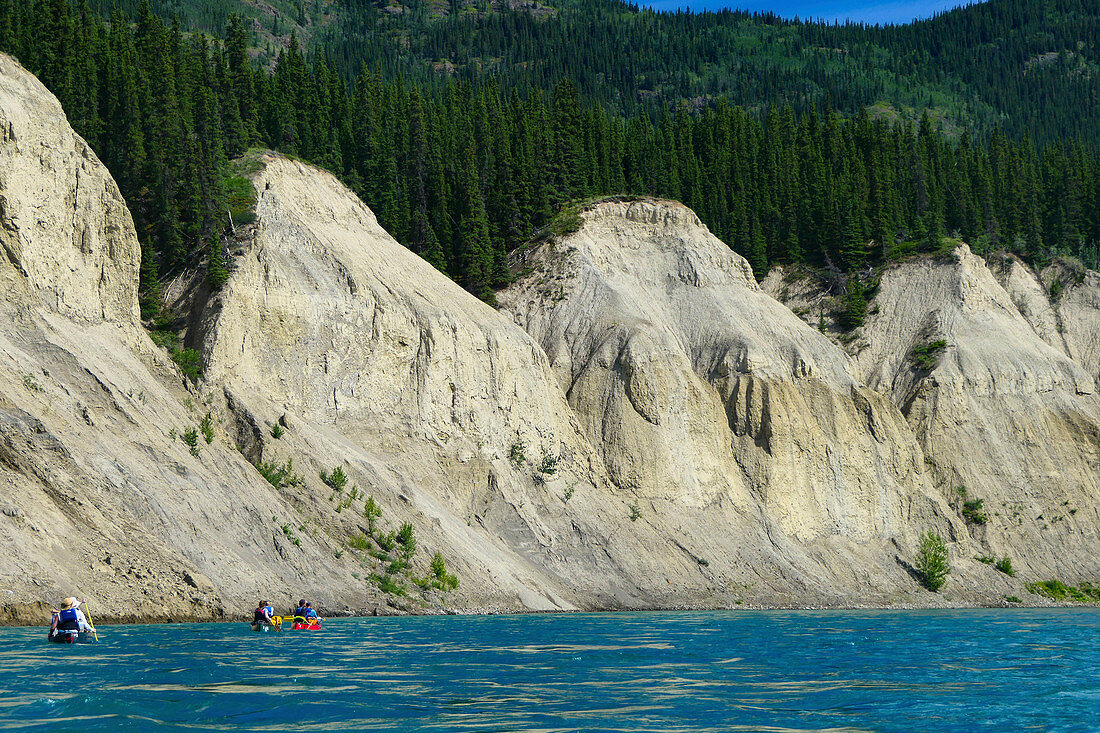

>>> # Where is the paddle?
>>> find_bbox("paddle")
[81,599,100,642]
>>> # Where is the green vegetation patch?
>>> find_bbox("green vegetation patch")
[371,573,407,597]
[149,330,203,382]
[223,175,258,228]
[1026,580,1100,603]
[836,281,868,332]
[534,196,645,243]
[430,552,460,591]
[911,340,948,370]
[916,530,950,591]
[321,465,349,493]
[255,457,302,489]
[961,498,989,525]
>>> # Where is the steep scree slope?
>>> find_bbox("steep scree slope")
[499,198,971,604]
[0,54,403,623]
[767,246,1100,584]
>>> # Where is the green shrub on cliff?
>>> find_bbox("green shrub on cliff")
[911,340,948,370]
[321,465,348,493]
[1026,580,1100,603]
[431,551,460,591]
[200,412,215,444]
[182,427,199,456]
[916,531,950,591]
[256,457,301,489]
[363,495,382,535]
[961,498,989,525]
[397,522,417,561]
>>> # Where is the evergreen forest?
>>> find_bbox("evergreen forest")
[0,0,1098,315]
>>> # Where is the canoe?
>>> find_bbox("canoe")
[48,631,97,644]
[250,621,281,633]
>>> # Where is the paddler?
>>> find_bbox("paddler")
[48,597,95,642]
[252,600,276,628]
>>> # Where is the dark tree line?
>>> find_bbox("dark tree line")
[0,0,1098,314]
[317,0,1100,146]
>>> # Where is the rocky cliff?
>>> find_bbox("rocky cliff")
[500,199,971,604]
[766,246,1100,584]
[0,55,406,623]
[2,51,1098,623]
[191,154,717,612]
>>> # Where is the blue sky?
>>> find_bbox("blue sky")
[637,0,983,25]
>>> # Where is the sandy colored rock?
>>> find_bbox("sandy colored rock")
[2,50,1097,622]
[771,246,1100,583]
[501,198,959,595]
[0,54,408,624]
[1046,260,1100,384]
[196,155,733,612]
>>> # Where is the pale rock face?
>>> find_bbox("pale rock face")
[0,55,398,622]
[777,245,1100,582]
[854,246,1093,401]
[987,253,1064,351]
[0,55,138,325]
[197,166,955,611]
[198,156,718,612]
[4,47,1097,618]
[500,199,950,556]
[1047,263,1100,384]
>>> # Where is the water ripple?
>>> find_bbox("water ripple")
[0,608,1098,731]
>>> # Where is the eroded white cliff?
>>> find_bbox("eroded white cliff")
[0,55,394,623]
[500,198,962,601]
[3,49,1097,621]
[197,156,731,612]
[768,245,1100,584]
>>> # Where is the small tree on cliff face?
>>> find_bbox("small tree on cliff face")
[916,531,950,591]
[837,280,867,331]
[363,495,382,536]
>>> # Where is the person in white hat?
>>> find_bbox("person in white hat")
[48,597,96,642]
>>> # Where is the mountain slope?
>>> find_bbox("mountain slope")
[0,52,369,623]
[766,246,1100,583]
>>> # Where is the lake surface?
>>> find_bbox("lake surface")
[1,608,1097,731]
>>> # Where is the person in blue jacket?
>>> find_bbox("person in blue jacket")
[48,597,95,642]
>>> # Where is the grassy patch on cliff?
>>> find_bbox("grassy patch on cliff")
[220,152,263,228]
[1026,580,1100,603]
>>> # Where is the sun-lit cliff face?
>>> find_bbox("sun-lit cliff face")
[500,197,952,547]
[0,53,397,625]
[2,51,1098,624]
[767,245,1100,586]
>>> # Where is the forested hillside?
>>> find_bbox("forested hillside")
[42,0,1099,145]
[321,0,1100,145]
[0,0,1097,316]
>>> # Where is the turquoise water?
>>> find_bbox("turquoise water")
[2,608,1098,731]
